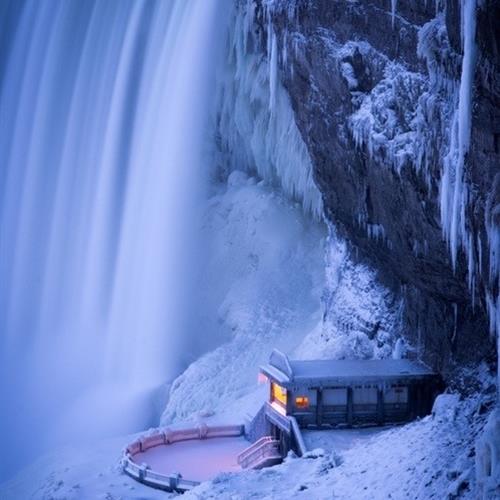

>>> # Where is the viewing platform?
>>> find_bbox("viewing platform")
[122,351,442,492]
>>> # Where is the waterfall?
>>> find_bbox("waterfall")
[0,0,227,480]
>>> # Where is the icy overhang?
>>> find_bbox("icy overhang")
[260,349,437,388]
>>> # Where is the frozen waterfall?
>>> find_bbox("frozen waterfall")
[0,0,227,480]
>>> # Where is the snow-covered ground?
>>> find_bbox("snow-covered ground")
[185,393,495,500]
[0,434,172,500]
[1,169,497,500]
[160,170,326,425]
[3,389,494,499]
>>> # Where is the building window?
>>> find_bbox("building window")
[295,396,309,409]
[271,382,287,408]
[384,385,408,405]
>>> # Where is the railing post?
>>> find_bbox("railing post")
[347,387,353,426]
[168,473,182,490]
[316,388,323,427]
[377,388,384,425]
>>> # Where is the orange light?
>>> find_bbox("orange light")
[295,396,309,408]
[271,382,287,407]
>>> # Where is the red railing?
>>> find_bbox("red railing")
[122,423,244,492]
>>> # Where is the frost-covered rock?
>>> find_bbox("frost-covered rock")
[296,228,402,361]
[259,0,498,375]
[432,393,460,423]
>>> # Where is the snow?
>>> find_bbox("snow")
[1,3,498,499]
[132,436,248,482]
[181,395,493,500]
[288,358,434,381]
[0,435,172,500]
[432,393,461,422]
[340,61,358,90]
[302,427,384,455]
[160,173,326,425]
[2,382,495,500]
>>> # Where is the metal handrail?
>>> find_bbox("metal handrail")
[237,435,274,464]
[122,424,245,492]
[238,438,280,469]
[289,415,307,457]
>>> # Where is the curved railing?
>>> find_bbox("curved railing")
[122,423,245,492]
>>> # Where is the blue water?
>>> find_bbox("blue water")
[0,0,227,480]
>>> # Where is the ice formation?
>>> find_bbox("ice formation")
[349,61,426,175]
[475,408,500,498]
[346,1,499,354]
[296,227,402,362]
[391,0,398,29]
[216,1,323,219]
[442,0,477,271]
[162,2,405,426]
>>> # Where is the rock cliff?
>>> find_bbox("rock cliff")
[248,0,499,377]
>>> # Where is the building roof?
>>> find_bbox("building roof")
[260,350,436,387]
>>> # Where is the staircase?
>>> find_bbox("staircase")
[237,436,282,470]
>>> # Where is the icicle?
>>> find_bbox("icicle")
[441,0,477,270]
[269,31,278,112]
[391,0,398,29]
[451,303,458,343]
[282,30,287,66]
[215,1,323,218]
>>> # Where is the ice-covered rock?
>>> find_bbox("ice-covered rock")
[260,0,498,376]
[475,408,500,498]
[432,393,460,423]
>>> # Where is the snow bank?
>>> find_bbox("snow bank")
[181,395,493,500]
[0,434,171,500]
[160,174,325,424]
[159,171,404,426]
[2,385,495,499]
[432,393,460,422]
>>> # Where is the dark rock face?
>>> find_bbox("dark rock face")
[253,0,499,377]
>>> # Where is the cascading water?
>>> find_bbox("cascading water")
[0,0,227,480]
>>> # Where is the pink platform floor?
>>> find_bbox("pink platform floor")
[132,436,250,482]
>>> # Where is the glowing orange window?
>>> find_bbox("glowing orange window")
[295,396,309,409]
[271,382,287,408]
